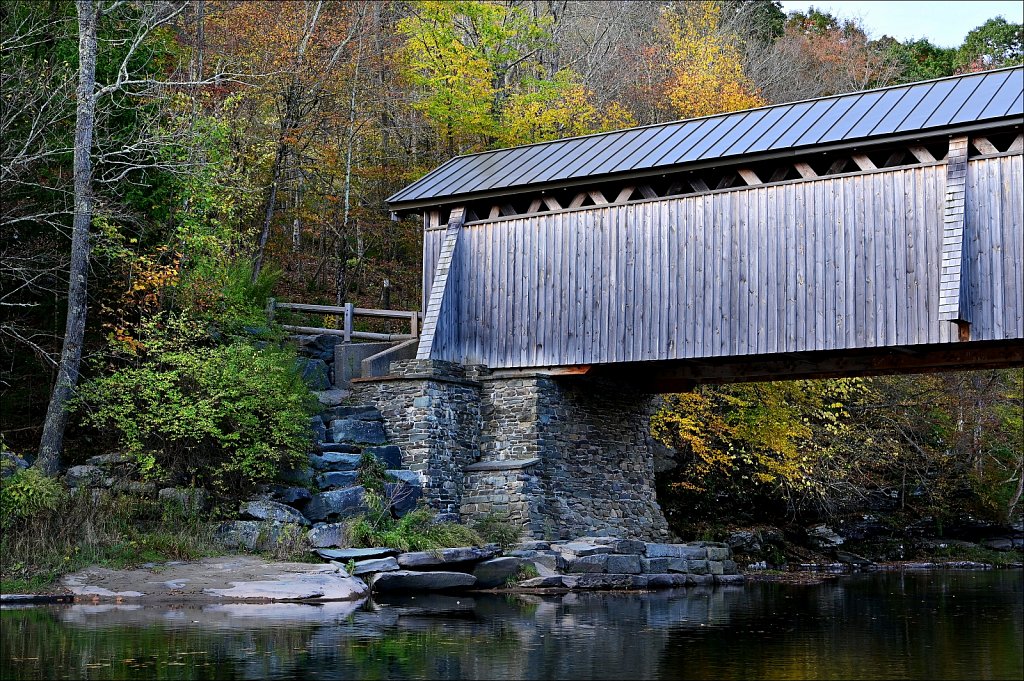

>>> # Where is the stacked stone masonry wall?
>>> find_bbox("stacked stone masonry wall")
[352,359,670,540]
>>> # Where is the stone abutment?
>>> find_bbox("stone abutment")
[351,360,671,541]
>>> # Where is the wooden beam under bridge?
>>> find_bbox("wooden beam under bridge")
[585,340,1024,392]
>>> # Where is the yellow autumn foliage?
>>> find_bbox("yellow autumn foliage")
[663,2,765,118]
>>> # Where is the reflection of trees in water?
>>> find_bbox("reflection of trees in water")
[2,573,1021,680]
[659,573,1024,680]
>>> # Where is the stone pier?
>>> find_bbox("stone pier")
[351,359,670,541]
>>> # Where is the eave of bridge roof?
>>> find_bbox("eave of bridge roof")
[388,66,1024,211]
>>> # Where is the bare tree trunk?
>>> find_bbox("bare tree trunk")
[36,0,99,474]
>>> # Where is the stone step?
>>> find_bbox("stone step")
[330,419,387,445]
[371,570,477,592]
[321,405,382,422]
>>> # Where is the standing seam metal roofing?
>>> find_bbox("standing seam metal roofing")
[388,66,1024,207]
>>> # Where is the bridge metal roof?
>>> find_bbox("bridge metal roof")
[388,66,1024,210]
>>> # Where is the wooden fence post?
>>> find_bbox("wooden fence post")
[343,302,354,343]
[265,297,276,323]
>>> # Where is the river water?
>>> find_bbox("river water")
[2,570,1021,680]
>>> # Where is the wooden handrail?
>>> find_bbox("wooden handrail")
[267,298,420,341]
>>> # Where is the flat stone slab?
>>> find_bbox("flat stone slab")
[60,557,369,602]
[204,572,368,601]
[351,557,400,575]
[317,471,359,489]
[518,575,565,588]
[331,419,387,445]
[385,469,422,486]
[397,546,499,568]
[313,389,350,407]
[555,542,613,557]
[567,573,649,590]
[310,452,362,471]
[322,405,382,421]
[372,570,477,592]
[315,547,398,561]
[463,458,541,472]
[645,543,708,559]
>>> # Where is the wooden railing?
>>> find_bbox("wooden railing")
[266,298,419,342]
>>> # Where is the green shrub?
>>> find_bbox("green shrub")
[472,511,521,549]
[357,452,388,495]
[76,340,317,498]
[0,468,65,530]
[350,493,484,551]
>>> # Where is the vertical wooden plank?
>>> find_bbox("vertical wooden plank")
[830,178,845,349]
[550,211,563,366]
[816,178,829,351]
[671,196,679,358]
[754,187,766,355]
[537,214,549,365]
[665,199,677,357]
[884,173,898,348]
[856,175,872,348]
[786,183,799,352]
[649,202,662,360]
[683,198,696,358]
[633,202,646,362]
[893,170,909,347]
[701,195,714,357]
[912,166,927,346]
[1009,156,1024,338]
[647,201,663,360]
[730,192,742,356]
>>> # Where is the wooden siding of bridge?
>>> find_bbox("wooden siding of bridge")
[421,154,1023,369]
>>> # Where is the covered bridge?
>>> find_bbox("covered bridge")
[389,67,1024,388]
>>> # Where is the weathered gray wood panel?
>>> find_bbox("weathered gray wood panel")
[967,154,1024,341]
[426,158,1023,368]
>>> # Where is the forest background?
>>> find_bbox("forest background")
[1,0,1022,546]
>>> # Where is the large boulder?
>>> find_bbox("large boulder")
[472,557,522,588]
[296,358,331,390]
[267,485,312,505]
[213,520,308,552]
[240,499,310,527]
[371,570,477,592]
[331,419,387,445]
[397,546,499,569]
[385,481,422,517]
[364,445,402,469]
[304,486,367,522]
[204,572,368,601]
[296,334,343,362]
[806,524,845,551]
[66,465,105,488]
[279,465,314,486]
[1,451,30,478]
[158,487,208,514]
[309,417,327,442]
[307,522,350,549]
